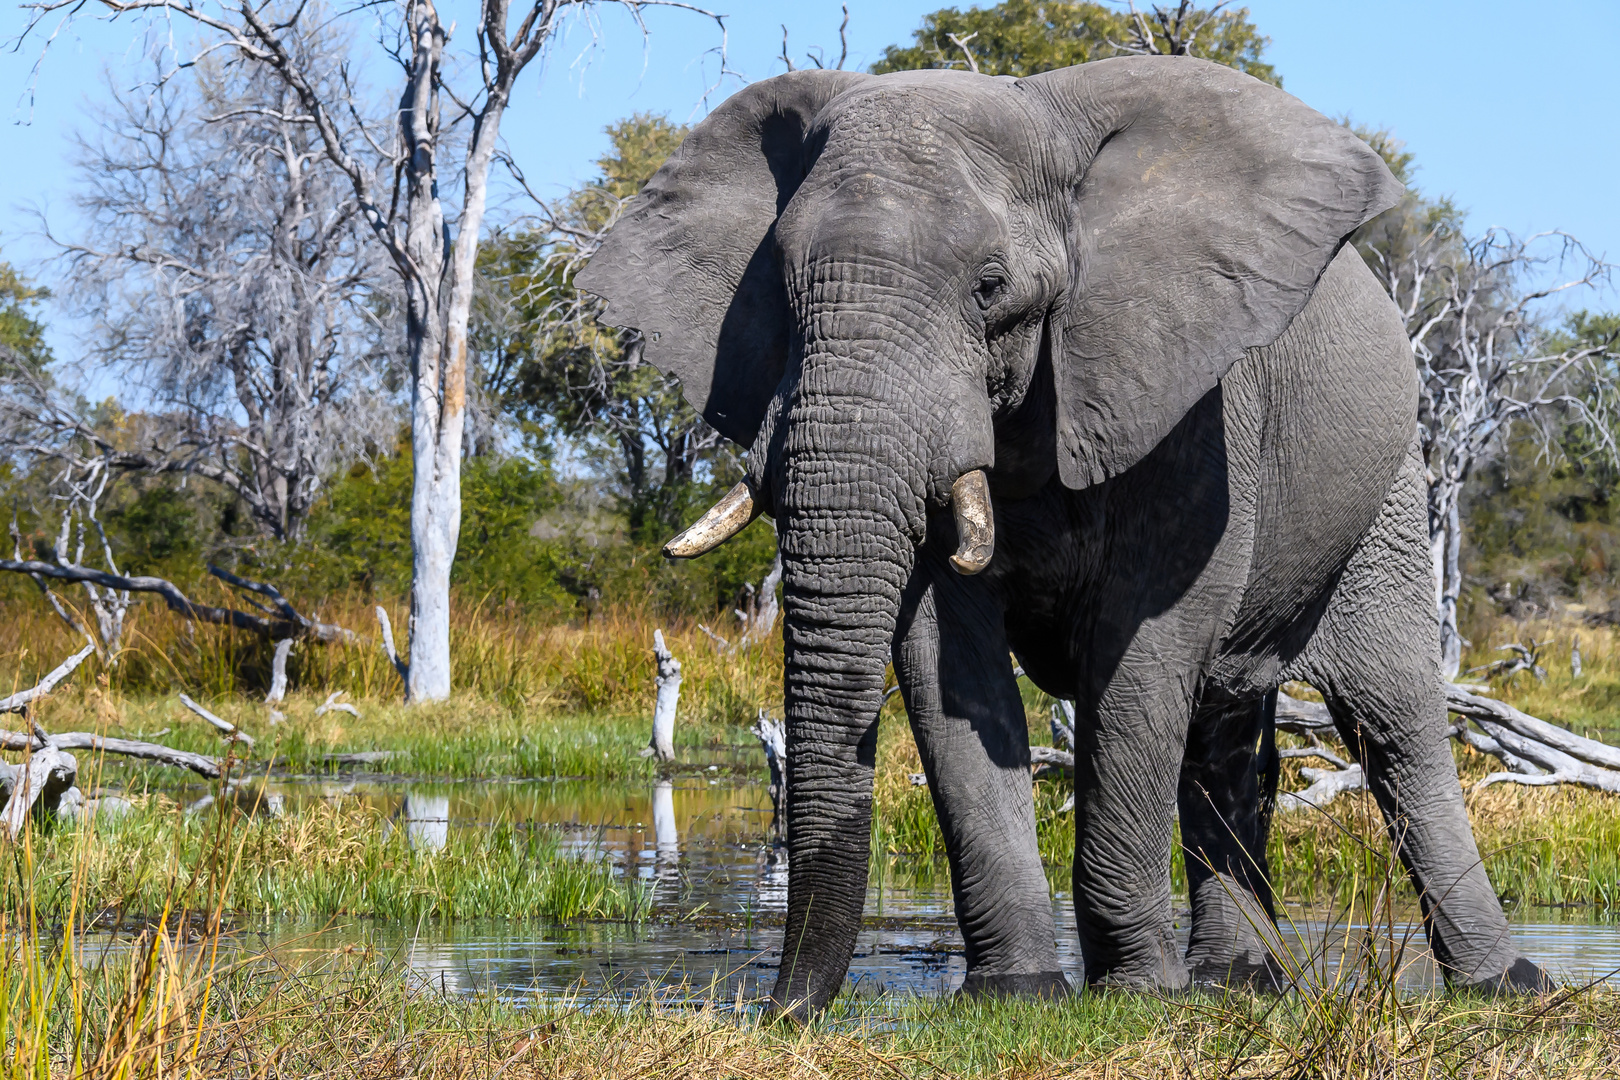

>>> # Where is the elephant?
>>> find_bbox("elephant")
[576,56,1551,1016]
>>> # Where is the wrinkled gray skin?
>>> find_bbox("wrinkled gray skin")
[576,57,1552,1017]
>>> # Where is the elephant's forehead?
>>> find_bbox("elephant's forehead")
[783,92,1019,266]
[780,164,999,274]
[817,75,1036,166]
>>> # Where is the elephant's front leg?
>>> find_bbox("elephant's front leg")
[1071,645,1199,991]
[893,547,1068,997]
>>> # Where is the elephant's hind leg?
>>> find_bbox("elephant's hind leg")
[1179,690,1285,990]
[893,548,1067,998]
[1295,447,1551,992]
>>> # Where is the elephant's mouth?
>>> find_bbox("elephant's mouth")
[662,468,996,575]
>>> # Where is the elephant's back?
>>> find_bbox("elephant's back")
[1215,245,1418,672]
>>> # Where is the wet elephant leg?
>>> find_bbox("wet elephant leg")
[893,547,1067,997]
[1179,690,1285,989]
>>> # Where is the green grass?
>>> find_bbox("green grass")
[5,793,651,922]
[44,693,761,787]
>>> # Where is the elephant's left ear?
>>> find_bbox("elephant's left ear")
[1022,57,1403,489]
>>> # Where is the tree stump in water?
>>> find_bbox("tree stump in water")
[645,630,681,762]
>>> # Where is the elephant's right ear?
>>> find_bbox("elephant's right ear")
[574,70,872,448]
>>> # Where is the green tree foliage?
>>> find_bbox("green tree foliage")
[464,113,781,617]
[0,260,52,374]
[104,480,203,574]
[872,1,1278,84]
[297,441,570,609]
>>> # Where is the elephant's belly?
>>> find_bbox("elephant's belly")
[1204,247,1418,691]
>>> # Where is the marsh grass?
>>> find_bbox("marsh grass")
[1,718,1619,1075]
[10,600,1620,911]
[4,792,650,923]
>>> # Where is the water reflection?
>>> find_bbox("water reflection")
[400,792,450,852]
[86,776,1620,1001]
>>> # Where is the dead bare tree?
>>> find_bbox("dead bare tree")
[1112,1,1232,56]
[0,552,353,643]
[6,455,132,661]
[1365,225,1618,677]
[44,46,397,543]
[20,0,731,702]
[778,3,849,73]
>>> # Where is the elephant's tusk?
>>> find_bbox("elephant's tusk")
[662,481,761,559]
[949,469,995,575]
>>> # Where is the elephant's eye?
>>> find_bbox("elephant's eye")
[973,274,1005,309]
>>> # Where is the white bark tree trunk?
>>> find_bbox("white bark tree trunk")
[398,0,521,702]
[1430,477,1465,680]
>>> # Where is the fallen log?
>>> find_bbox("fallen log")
[1275,691,1335,735]
[313,691,360,718]
[1271,683,1620,805]
[1276,764,1365,812]
[1444,685,1620,772]
[0,729,221,779]
[1030,745,1075,773]
[1465,719,1620,794]
[0,744,76,840]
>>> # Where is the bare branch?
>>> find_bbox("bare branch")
[0,646,95,715]
[179,692,256,748]
[947,31,981,74]
[0,727,221,779]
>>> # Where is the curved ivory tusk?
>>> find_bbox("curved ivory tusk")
[662,481,761,559]
[949,469,995,575]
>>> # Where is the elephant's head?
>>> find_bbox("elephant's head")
[576,57,1400,1014]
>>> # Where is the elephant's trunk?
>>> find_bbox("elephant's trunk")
[768,365,926,1016]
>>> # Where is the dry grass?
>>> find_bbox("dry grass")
[0,592,783,726]
[6,935,1620,1078]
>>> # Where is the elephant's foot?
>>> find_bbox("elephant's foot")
[1085,957,1192,994]
[1188,954,1284,995]
[1454,956,1556,996]
[958,970,1072,999]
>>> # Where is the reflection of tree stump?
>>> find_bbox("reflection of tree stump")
[401,792,450,852]
[751,710,787,843]
[651,780,680,885]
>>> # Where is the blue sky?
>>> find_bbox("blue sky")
[3,0,1617,355]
